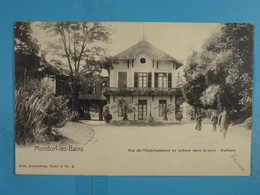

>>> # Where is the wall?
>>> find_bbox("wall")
[110,51,177,88]
[109,95,176,121]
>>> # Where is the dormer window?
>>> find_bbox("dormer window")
[140,57,146,64]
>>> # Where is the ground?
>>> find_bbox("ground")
[59,119,250,148]
[16,119,251,175]
[55,119,251,175]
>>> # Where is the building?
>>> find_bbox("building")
[104,40,183,122]
[55,73,109,120]
[40,51,109,121]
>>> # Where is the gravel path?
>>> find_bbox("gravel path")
[56,120,251,175]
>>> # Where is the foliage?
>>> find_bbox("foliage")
[184,23,254,121]
[147,116,161,126]
[15,81,51,144]
[104,112,112,124]
[175,112,183,121]
[15,79,70,145]
[41,22,111,112]
[183,74,208,111]
[97,56,118,76]
[103,87,181,96]
[200,85,220,107]
[42,96,70,129]
[15,22,41,84]
[113,97,136,120]
[70,111,80,122]
[244,117,252,130]
[161,104,175,121]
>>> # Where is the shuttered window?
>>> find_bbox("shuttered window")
[118,72,127,88]
[139,72,147,87]
[155,72,172,88]
[158,73,167,88]
[134,72,152,88]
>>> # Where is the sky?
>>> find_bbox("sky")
[31,22,221,63]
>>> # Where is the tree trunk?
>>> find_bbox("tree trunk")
[70,75,81,115]
[99,104,103,121]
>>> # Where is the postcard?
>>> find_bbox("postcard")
[15,22,253,175]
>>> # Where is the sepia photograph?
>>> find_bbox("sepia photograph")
[15,22,254,175]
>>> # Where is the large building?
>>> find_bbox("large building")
[104,40,183,122]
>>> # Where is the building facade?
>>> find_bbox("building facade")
[104,40,182,122]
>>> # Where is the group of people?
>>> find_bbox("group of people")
[195,108,230,138]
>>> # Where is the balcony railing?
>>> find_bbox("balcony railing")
[79,93,106,100]
[103,87,182,96]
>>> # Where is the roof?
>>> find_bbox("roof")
[115,40,183,69]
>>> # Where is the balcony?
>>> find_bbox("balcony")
[79,93,106,100]
[103,87,182,96]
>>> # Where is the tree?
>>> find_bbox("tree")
[114,97,136,120]
[15,22,41,84]
[41,22,110,113]
[160,104,175,121]
[183,51,208,112]
[184,23,254,121]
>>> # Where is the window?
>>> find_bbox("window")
[158,73,167,88]
[155,73,172,88]
[159,100,167,117]
[138,100,147,120]
[118,72,127,88]
[134,72,152,88]
[139,72,147,87]
[140,58,146,64]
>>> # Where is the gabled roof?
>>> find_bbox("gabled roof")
[115,40,183,69]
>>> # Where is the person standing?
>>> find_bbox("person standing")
[195,111,202,131]
[218,108,230,138]
[211,111,218,131]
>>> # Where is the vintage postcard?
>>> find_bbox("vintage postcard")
[15,22,253,175]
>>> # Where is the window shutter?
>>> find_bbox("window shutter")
[134,72,138,87]
[155,73,158,88]
[148,73,152,88]
[118,72,122,87]
[122,72,127,87]
[168,73,172,88]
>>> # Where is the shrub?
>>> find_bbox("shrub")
[147,116,161,126]
[42,96,70,129]
[104,112,112,124]
[244,117,252,130]
[175,112,183,121]
[70,111,80,122]
[15,79,71,145]
[15,87,51,144]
